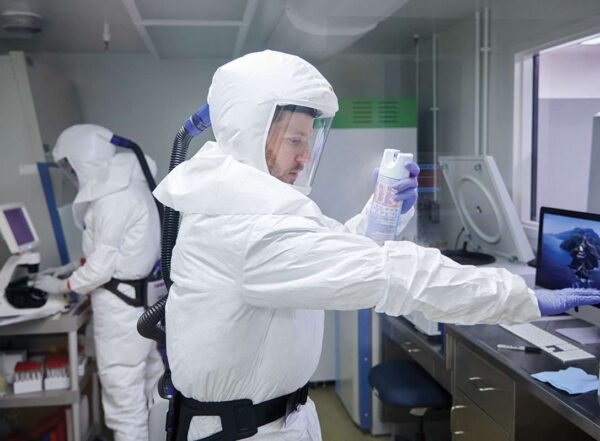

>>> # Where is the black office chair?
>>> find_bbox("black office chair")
[369,359,451,441]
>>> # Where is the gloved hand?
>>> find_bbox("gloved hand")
[372,162,420,214]
[33,275,70,295]
[534,288,600,316]
[39,261,79,277]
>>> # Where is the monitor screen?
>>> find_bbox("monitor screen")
[4,207,35,246]
[536,207,600,290]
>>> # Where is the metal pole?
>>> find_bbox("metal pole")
[474,10,481,155]
[68,330,81,440]
[482,7,491,156]
[432,33,439,201]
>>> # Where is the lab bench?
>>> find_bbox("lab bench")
[0,300,101,441]
[381,315,600,440]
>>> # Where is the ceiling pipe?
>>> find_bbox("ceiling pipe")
[432,33,439,202]
[474,10,481,156]
[482,7,491,156]
[267,0,409,63]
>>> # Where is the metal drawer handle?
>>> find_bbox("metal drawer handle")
[453,431,465,436]
[451,405,467,412]
[402,342,421,353]
[477,386,497,392]
[468,376,498,392]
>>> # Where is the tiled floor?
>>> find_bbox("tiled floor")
[311,385,390,441]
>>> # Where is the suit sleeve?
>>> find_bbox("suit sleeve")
[68,197,130,294]
[241,215,540,325]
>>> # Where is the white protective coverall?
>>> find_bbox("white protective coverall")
[53,124,163,441]
[153,51,541,440]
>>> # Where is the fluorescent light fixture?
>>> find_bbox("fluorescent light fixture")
[581,35,600,46]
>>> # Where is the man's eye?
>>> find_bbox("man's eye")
[287,138,302,146]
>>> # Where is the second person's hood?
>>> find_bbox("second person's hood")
[73,152,157,229]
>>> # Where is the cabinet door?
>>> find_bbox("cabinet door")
[452,391,510,441]
[454,341,515,431]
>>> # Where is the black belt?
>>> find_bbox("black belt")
[103,273,166,309]
[104,277,146,307]
[174,384,309,441]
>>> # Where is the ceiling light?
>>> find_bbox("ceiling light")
[1,10,42,35]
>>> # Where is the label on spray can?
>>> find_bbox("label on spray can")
[365,175,403,244]
[365,149,413,245]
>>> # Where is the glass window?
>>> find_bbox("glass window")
[530,36,600,221]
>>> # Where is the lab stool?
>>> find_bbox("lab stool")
[368,359,451,441]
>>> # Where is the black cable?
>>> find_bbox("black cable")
[454,227,465,250]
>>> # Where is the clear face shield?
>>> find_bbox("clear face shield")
[265,104,333,194]
[56,157,79,188]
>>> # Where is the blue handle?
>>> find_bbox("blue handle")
[183,103,211,136]
[110,134,133,148]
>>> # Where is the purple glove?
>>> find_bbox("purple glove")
[535,288,600,316]
[372,162,420,214]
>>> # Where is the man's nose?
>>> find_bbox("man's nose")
[297,145,311,164]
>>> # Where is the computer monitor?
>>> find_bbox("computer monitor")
[0,203,39,254]
[536,206,600,326]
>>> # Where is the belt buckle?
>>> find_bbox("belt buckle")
[285,385,309,419]
[230,399,258,439]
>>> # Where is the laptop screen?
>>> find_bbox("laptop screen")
[536,207,600,290]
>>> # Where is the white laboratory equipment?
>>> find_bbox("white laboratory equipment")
[310,98,417,433]
[0,202,69,324]
[404,156,535,337]
[438,156,534,264]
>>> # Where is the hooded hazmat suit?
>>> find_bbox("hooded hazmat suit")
[153,51,541,440]
[53,124,163,441]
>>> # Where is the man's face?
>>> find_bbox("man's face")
[265,111,314,184]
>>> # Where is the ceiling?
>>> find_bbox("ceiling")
[0,0,484,59]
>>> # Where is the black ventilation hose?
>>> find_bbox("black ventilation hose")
[136,296,167,345]
[137,127,194,344]
[161,127,193,288]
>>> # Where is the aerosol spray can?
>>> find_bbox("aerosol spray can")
[365,149,414,245]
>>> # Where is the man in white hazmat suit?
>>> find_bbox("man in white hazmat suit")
[153,51,600,440]
[34,124,164,441]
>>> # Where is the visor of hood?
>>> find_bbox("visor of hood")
[206,50,338,177]
[264,105,333,195]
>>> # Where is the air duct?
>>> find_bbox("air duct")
[267,0,409,63]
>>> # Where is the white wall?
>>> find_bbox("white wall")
[319,54,416,98]
[537,99,600,212]
[539,45,600,98]
[34,53,413,180]
[33,54,226,179]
